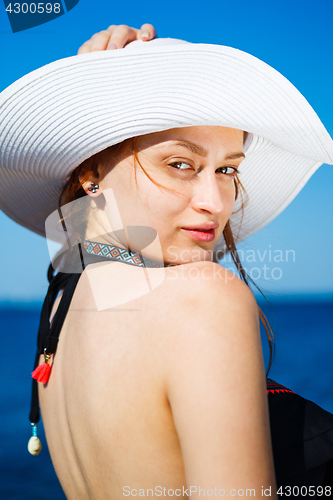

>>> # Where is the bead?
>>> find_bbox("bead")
[28,436,42,455]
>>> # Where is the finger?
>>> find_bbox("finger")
[106,24,138,49]
[139,23,157,41]
[77,40,92,55]
[106,25,117,35]
[89,31,113,52]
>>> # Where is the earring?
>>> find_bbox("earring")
[88,182,99,194]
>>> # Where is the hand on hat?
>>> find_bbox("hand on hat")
[77,23,157,54]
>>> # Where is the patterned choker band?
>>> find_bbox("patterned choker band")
[83,239,163,269]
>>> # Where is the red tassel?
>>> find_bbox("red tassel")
[32,355,51,384]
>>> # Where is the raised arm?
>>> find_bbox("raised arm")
[163,262,277,499]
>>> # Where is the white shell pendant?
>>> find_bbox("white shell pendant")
[28,424,42,455]
[28,435,42,455]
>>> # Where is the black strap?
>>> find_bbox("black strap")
[29,350,41,423]
[29,272,82,424]
[29,244,120,424]
[46,272,82,354]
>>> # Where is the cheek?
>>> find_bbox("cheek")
[140,185,187,226]
[130,165,188,214]
[220,184,237,220]
[110,171,185,228]
[100,163,137,225]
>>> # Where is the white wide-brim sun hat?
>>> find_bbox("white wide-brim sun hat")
[1,37,332,256]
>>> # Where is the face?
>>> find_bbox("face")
[84,126,245,266]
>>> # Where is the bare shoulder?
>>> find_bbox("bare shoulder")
[159,259,261,369]
[163,260,257,312]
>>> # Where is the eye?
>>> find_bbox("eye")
[168,162,241,177]
[169,161,192,171]
[217,166,240,177]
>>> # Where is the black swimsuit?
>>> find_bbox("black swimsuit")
[30,241,333,495]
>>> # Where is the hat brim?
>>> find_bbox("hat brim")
[1,39,332,254]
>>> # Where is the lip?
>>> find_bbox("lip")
[181,228,216,242]
[182,222,219,230]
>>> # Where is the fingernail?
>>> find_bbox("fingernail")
[108,43,117,50]
[141,31,150,39]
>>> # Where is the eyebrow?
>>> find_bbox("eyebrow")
[174,140,245,160]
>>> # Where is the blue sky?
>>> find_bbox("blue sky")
[0,0,332,301]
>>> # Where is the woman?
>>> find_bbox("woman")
[1,24,332,500]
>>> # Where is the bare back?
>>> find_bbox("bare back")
[38,260,276,499]
[39,262,193,499]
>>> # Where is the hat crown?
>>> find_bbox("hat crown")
[123,37,191,52]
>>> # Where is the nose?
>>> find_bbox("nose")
[190,170,228,215]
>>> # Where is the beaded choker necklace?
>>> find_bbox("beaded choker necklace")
[83,239,163,269]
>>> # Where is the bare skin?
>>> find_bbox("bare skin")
[39,260,276,500]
